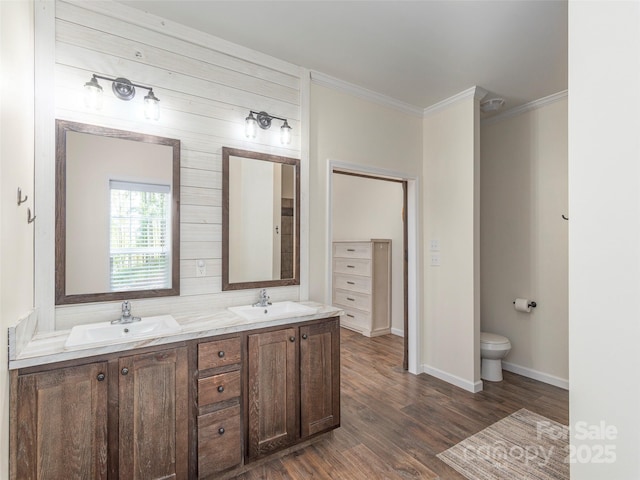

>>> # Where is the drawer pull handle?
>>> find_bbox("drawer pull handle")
[347,281,355,285]
[302,333,308,340]
[289,336,295,342]
[217,385,225,393]
[347,248,356,252]
[347,297,355,301]
[121,367,129,376]
[218,351,225,358]
[97,373,106,382]
[218,427,225,435]
[346,314,355,318]
[347,265,355,268]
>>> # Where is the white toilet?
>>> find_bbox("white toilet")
[480,332,511,382]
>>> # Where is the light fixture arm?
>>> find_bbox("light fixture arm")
[250,110,288,130]
[91,74,156,100]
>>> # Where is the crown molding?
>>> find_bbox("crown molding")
[422,86,488,117]
[310,71,424,117]
[482,90,568,126]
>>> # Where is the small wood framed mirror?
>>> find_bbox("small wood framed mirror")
[222,147,300,291]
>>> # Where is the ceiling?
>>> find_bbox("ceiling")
[119,0,568,112]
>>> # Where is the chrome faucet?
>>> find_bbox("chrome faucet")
[111,301,141,324]
[253,289,272,308]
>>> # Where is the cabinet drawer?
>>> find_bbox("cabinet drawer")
[199,370,241,407]
[199,337,241,370]
[333,289,371,312]
[198,405,242,476]
[333,273,371,294]
[333,242,372,259]
[340,308,371,332]
[333,258,371,276]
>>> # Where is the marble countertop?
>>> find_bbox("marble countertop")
[9,302,343,370]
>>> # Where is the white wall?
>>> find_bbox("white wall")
[569,1,640,478]
[332,174,405,335]
[422,91,482,392]
[481,97,568,388]
[1,0,35,475]
[36,0,306,330]
[309,83,423,305]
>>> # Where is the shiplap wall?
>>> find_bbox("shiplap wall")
[37,0,307,331]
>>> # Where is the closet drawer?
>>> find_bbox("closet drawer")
[333,289,371,312]
[340,308,371,332]
[199,370,241,407]
[333,258,371,276]
[333,242,372,259]
[198,405,242,476]
[333,273,371,294]
[198,337,241,370]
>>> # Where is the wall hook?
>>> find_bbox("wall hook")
[562,215,569,220]
[27,208,36,224]
[17,188,28,206]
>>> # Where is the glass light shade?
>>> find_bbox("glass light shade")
[84,76,103,110]
[245,112,258,139]
[144,90,160,121]
[280,120,292,145]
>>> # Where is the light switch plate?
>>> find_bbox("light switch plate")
[196,259,206,277]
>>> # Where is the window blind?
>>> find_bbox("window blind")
[109,180,171,291]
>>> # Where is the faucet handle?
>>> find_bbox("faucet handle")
[122,301,131,314]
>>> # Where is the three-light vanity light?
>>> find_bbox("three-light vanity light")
[84,74,160,121]
[245,110,292,145]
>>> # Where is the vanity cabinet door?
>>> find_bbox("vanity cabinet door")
[300,318,341,438]
[13,362,108,480]
[247,327,297,459]
[118,347,189,480]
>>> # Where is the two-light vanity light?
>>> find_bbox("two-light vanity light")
[245,110,292,145]
[84,74,160,121]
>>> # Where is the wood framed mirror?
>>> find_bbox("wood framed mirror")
[222,147,300,291]
[55,120,180,305]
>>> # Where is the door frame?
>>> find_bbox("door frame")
[327,160,420,374]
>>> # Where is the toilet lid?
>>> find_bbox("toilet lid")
[481,332,510,345]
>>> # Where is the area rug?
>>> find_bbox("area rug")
[437,409,569,480]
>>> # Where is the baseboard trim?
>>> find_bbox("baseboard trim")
[391,327,404,337]
[421,364,483,393]
[501,361,569,390]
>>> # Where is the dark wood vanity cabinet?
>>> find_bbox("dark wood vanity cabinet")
[196,336,243,478]
[116,347,189,480]
[11,346,188,480]
[11,316,340,479]
[246,317,341,460]
[12,362,109,480]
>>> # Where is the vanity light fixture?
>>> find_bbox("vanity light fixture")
[245,110,292,145]
[83,74,161,120]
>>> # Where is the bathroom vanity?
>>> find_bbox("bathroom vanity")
[9,306,341,480]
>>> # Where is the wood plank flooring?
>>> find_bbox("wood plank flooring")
[234,328,569,479]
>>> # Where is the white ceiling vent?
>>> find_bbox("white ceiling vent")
[480,98,505,113]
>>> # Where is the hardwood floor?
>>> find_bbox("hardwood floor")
[234,328,569,479]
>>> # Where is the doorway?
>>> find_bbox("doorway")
[329,166,412,371]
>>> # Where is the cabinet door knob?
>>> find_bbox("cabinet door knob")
[218,351,225,358]
[301,334,308,340]
[121,367,129,376]
[97,373,106,382]
[217,385,224,393]
[218,427,225,435]
[289,336,295,342]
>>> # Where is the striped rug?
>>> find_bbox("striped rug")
[437,409,569,480]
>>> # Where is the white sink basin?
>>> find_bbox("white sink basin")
[64,314,182,349]
[228,301,318,322]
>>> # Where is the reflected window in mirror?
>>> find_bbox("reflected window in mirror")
[222,147,300,290]
[55,120,180,305]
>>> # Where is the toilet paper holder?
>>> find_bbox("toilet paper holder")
[513,300,537,308]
